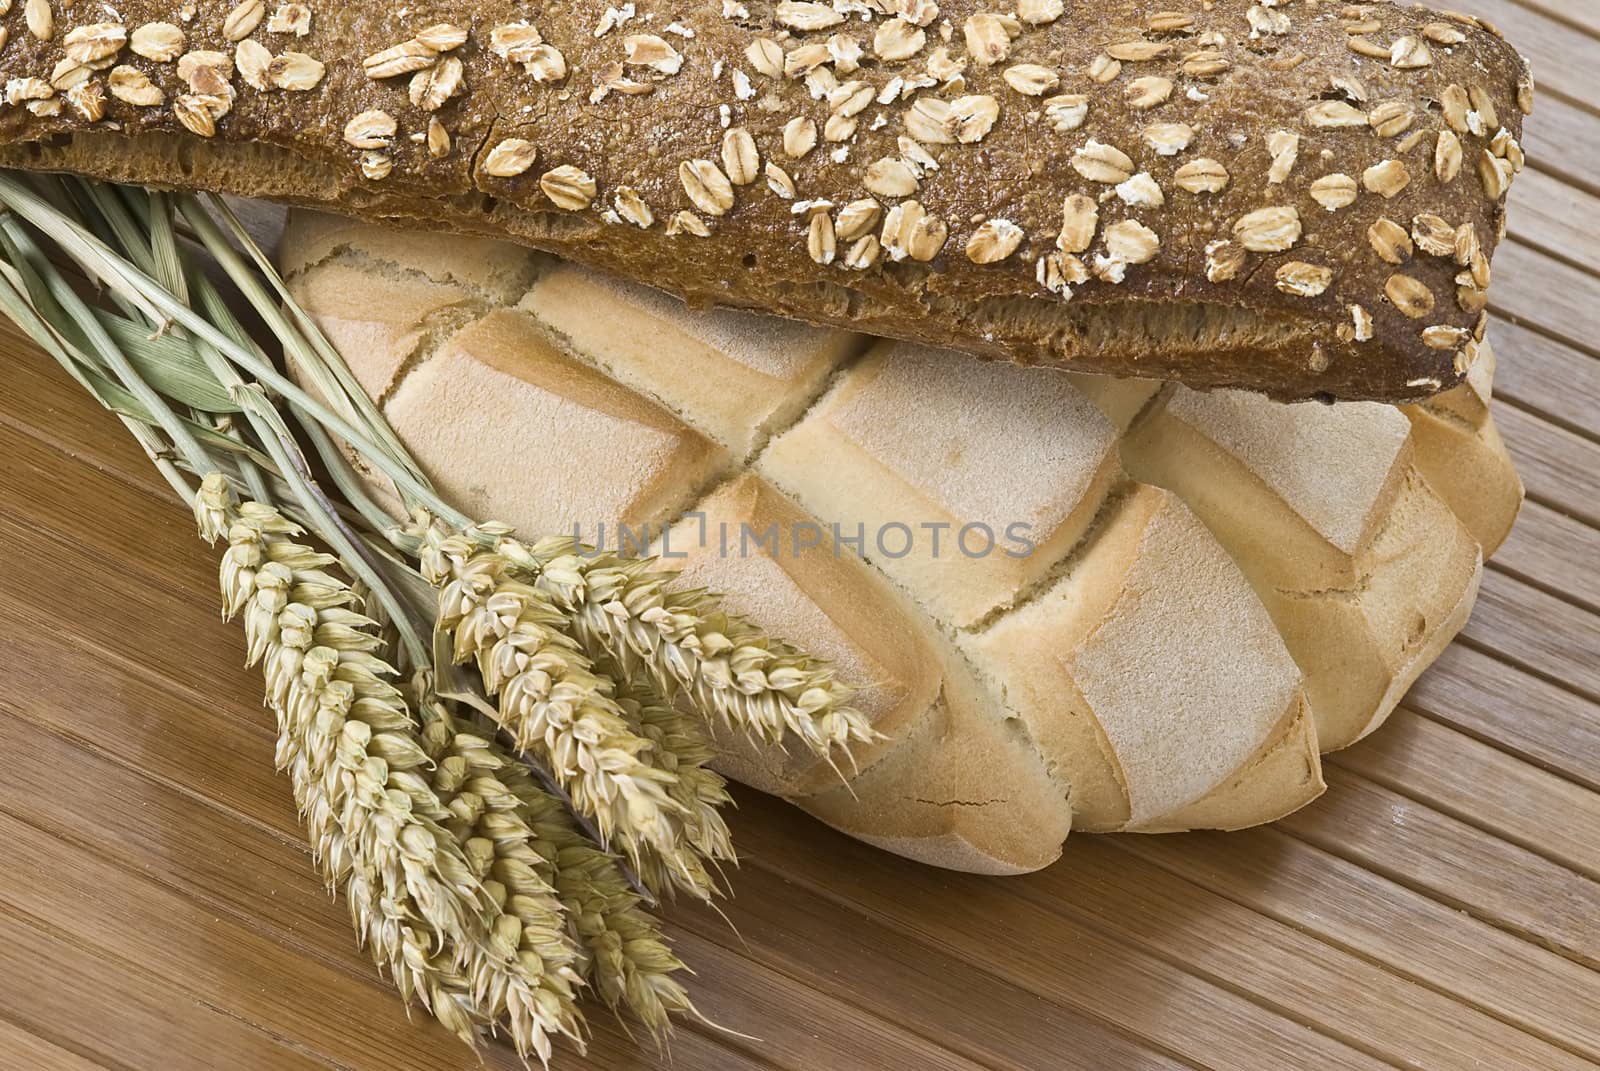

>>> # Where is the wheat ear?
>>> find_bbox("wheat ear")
[419,528,717,904]
[611,673,736,897]
[419,701,696,1038]
[198,476,586,1067]
[496,538,880,764]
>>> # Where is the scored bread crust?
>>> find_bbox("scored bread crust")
[0,0,1531,402]
[278,211,1522,874]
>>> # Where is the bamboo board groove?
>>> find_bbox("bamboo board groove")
[3,2,1599,1065]
[1509,170,1600,275]
[1328,709,1600,880]
[1489,319,1600,443]
[1517,94,1600,195]
[1408,644,1600,791]
[1491,501,1600,610]
[1274,771,1600,969]
[1512,0,1600,33]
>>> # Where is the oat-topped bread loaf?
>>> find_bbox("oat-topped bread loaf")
[279,211,1522,872]
[0,0,1530,402]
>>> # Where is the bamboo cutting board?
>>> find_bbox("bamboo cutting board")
[3,0,1600,1063]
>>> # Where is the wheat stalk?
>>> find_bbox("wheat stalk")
[457,532,880,765]
[418,698,696,1037]
[613,674,736,897]
[0,174,884,1066]
[199,476,587,1066]
[419,525,720,904]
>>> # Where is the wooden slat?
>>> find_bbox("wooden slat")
[0,414,214,595]
[667,931,992,1071]
[0,507,259,705]
[1508,168,1600,275]
[1493,241,1600,358]
[1409,644,1600,791]
[1021,841,1589,1071]
[1114,828,1600,1059]
[0,319,174,499]
[0,602,292,833]
[1494,403,1600,526]
[1490,318,1600,445]
[1492,499,1600,611]
[0,904,329,1071]
[1277,770,1600,968]
[676,861,1195,1071]
[1509,0,1600,34]
[0,694,978,1071]
[1519,94,1600,195]
[1461,0,1600,110]
[0,705,360,973]
[724,797,1406,1071]
[0,809,481,1069]
[1331,709,1600,880]
[0,1015,104,1071]
[1466,568,1600,699]
[0,803,760,1071]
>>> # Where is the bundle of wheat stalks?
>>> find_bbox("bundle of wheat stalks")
[0,172,876,1066]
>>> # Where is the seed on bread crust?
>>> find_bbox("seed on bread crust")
[1368,218,1414,264]
[835,199,882,241]
[1174,158,1229,194]
[722,127,760,185]
[109,65,164,106]
[1310,173,1358,211]
[807,211,836,265]
[1003,64,1058,96]
[1233,207,1301,252]
[1276,261,1333,298]
[1386,273,1436,318]
[24,0,52,41]
[483,138,537,177]
[1071,140,1134,184]
[1103,219,1159,265]
[541,165,597,210]
[1435,130,1464,183]
[1362,160,1411,199]
[63,23,126,64]
[223,0,265,42]
[1412,214,1457,257]
[1304,101,1367,129]
[680,159,736,216]
[173,94,217,137]
[131,22,185,60]
[1056,194,1098,253]
[612,186,654,228]
[965,217,1023,263]
[267,51,324,90]
[866,156,920,197]
[343,110,396,150]
[1143,122,1193,156]
[1124,75,1172,110]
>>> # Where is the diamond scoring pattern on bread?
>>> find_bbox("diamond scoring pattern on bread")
[386,309,731,533]
[1119,384,1486,750]
[761,345,1123,628]
[280,211,1522,874]
[519,267,862,459]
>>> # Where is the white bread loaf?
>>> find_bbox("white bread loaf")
[279,211,1522,874]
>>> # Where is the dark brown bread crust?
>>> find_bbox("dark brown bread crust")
[0,0,1530,400]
